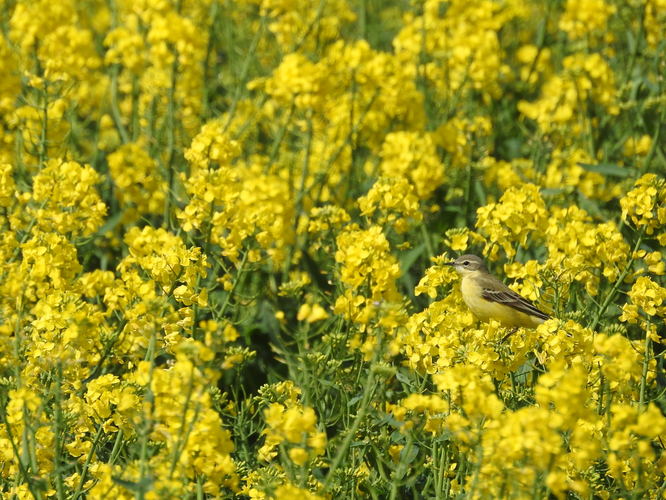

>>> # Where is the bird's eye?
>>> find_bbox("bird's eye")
[463,261,469,266]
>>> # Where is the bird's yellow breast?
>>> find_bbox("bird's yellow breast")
[460,276,543,328]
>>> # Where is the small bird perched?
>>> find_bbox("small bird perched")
[446,254,550,328]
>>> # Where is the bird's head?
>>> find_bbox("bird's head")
[446,254,487,276]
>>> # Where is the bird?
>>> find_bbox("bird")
[446,254,550,329]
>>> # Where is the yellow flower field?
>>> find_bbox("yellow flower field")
[0,0,665,498]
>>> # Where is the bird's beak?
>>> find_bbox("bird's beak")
[444,261,456,266]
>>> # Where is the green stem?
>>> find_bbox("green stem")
[639,319,652,409]
[109,65,130,144]
[137,332,157,500]
[622,3,646,89]
[39,81,49,168]
[223,16,265,132]
[169,365,198,477]
[589,228,644,331]
[389,435,413,500]
[109,429,124,464]
[597,369,605,415]
[72,424,105,500]
[218,249,249,318]
[322,364,377,491]
[163,48,180,231]
[0,398,40,499]
[53,363,65,500]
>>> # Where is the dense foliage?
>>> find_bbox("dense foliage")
[0,0,665,498]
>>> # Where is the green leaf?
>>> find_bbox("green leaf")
[399,242,425,273]
[401,444,419,464]
[577,162,636,178]
[96,209,124,236]
[111,475,153,492]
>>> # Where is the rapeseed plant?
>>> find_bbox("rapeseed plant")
[0,0,664,498]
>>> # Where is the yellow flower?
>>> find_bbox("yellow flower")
[607,403,666,490]
[594,334,644,397]
[375,131,445,200]
[535,361,595,430]
[545,205,629,296]
[476,183,548,259]
[389,444,403,463]
[644,0,666,48]
[518,53,619,137]
[643,251,665,275]
[620,276,666,322]
[248,0,355,53]
[288,447,309,466]
[559,0,616,40]
[623,134,652,157]
[334,225,402,327]
[544,148,621,201]
[434,365,503,421]
[393,0,520,101]
[104,24,146,74]
[119,226,208,301]
[29,159,107,237]
[0,163,16,207]
[414,255,458,299]
[107,142,166,223]
[184,119,241,172]
[305,205,350,236]
[297,303,329,323]
[620,173,666,234]
[274,483,326,500]
[359,176,423,233]
[261,401,326,465]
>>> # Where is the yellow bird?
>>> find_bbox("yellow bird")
[446,254,550,328]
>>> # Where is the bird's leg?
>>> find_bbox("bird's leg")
[501,327,518,343]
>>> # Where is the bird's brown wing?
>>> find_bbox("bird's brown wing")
[481,285,550,321]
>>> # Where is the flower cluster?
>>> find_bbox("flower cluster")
[476,183,549,259]
[621,173,666,235]
[0,0,664,498]
[107,142,166,223]
[260,403,326,465]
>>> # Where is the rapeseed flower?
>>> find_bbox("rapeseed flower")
[0,0,664,497]
[621,173,666,234]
